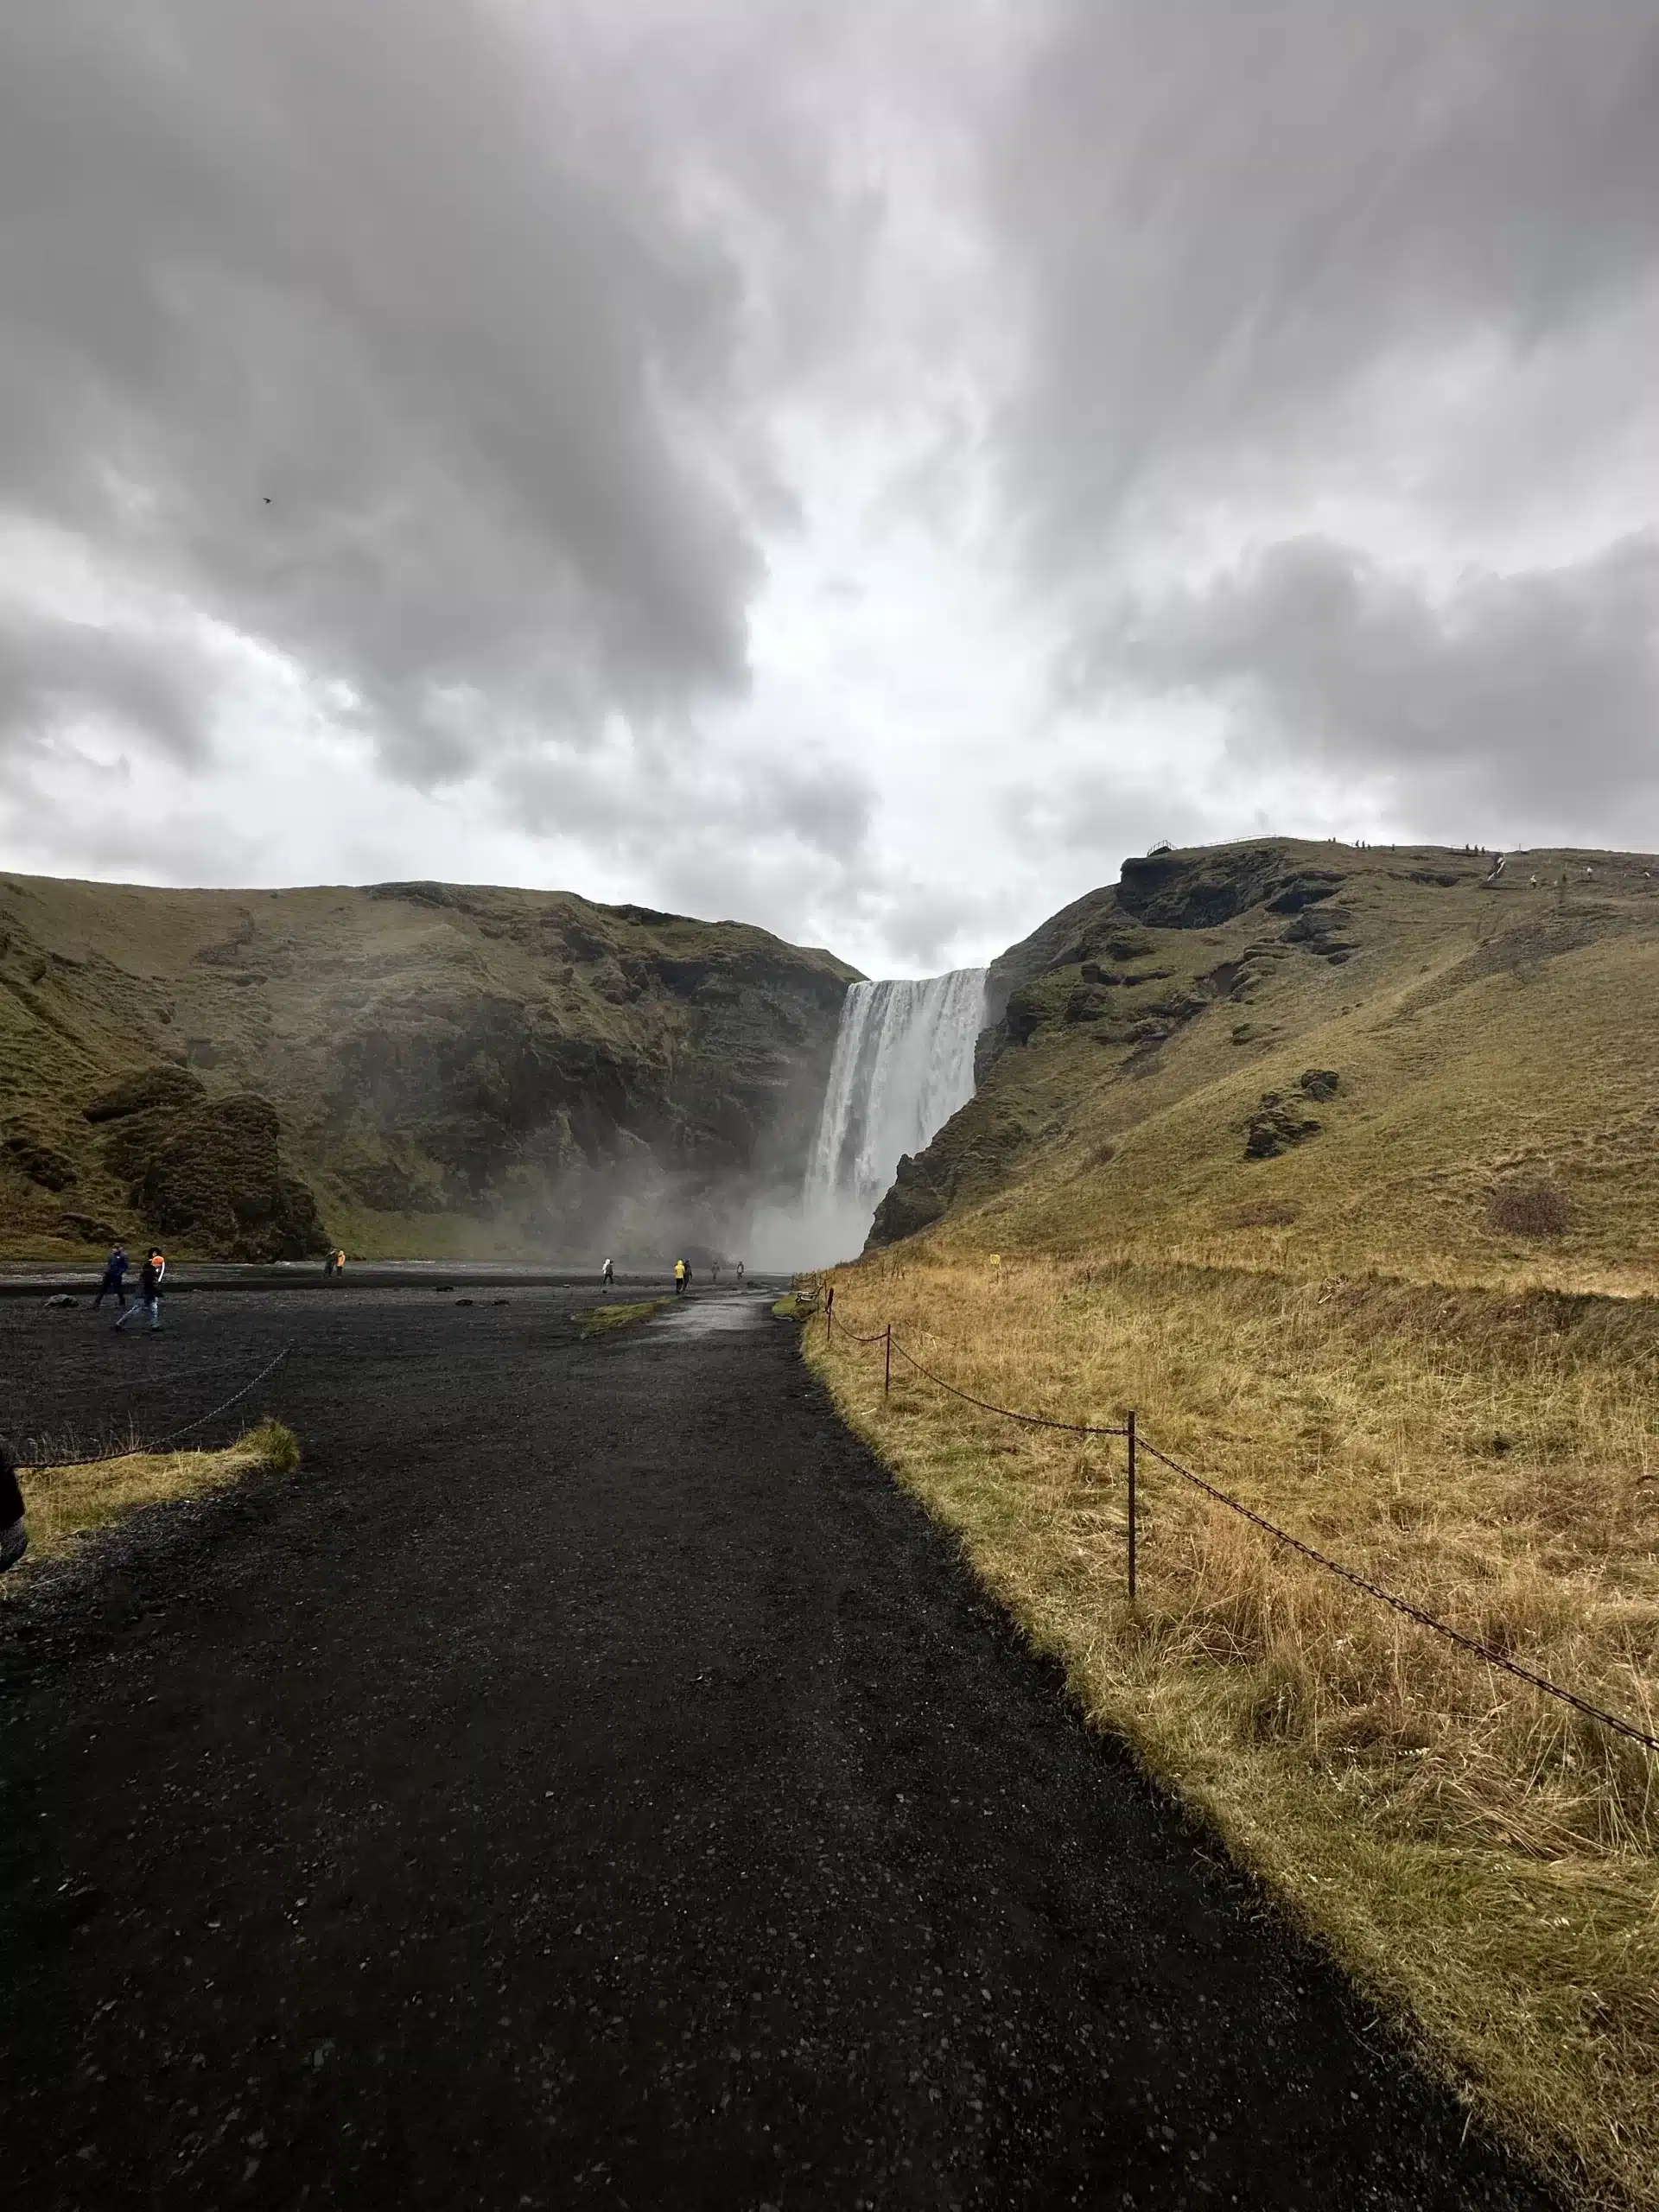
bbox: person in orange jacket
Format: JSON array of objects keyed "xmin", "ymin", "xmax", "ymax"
[{"xmin": 114, "ymin": 1249, "xmax": 165, "ymax": 1332}]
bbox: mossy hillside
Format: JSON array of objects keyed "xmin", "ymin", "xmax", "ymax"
[
  {"xmin": 0, "ymin": 875, "xmax": 858, "ymax": 1261},
  {"xmin": 876, "ymin": 839, "xmax": 1659, "ymax": 1291}
]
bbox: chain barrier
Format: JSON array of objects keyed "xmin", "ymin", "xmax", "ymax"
[
  {"xmin": 22, "ymin": 1343, "xmax": 296, "ymax": 1471},
  {"xmin": 1135, "ymin": 1436, "xmax": 1659, "ymax": 1757},
  {"xmin": 887, "ymin": 1332, "xmax": 1130, "ymax": 1439},
  {"xmin": 828, "ymin": 1301, "xmax": 1128, "ymax": 1432},
  {"xmin": 823, "ymin": 1303, "xmax": 1659, "ymax": 1758}
]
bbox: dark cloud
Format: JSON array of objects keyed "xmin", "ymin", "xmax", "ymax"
[
  {"xmin": 990, "ymin": 0, "xmax": 1659, "ymax": 560},
  {"xmin": 0, "ymin": 0, "xmax": 795, "ymax": 778},
  {"xmin": 1072, "ymin": 533, "xmax": 1659, "ymax": 823}
]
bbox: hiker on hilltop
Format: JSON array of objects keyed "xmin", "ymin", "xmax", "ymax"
[
  {"xmin": 0, "ymin": 1437, "xmax": 27, "ymax": 1573},
  {"xmin": 674, "ymin": 1258, "xmax": 686, "ymax": 1296},
  {"xmin": 115, "ymin": 1249, "xmax": 166, "ymax": 1333},
  {"xmin": 602, "ymin": 1257, "xmax": 614, "ymax": 1291},
  {"xmin": 93, "ymin": 1243, "xmax": 129, "ymax": 1311}
]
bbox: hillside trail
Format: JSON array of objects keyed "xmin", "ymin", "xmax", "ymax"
[{"xmin": 0, "ymin": 1284, "xmax": 1554, "ymax": 2209}]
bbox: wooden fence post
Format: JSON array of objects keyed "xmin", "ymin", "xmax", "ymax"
[{"xmin": 1126, "ymin": 1410, "xmax": 1137, "ymax": 1603}]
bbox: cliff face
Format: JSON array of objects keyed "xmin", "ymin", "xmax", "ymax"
[{"xmin": 0, "ymin": 875, "xmax": 858, "ymax": 1260}]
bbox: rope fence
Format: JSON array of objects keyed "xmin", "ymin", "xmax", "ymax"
[
  {"xmin": 820, "ymin": 1299, "xmax": 1659, "ymax": 1759},
  {"xmin": 20, "ymin": 1343, "xmax": 296, "ymax": 1471}
]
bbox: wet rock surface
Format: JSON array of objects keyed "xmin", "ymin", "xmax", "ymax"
[{"xmin": 1, "ymin": 1287, "xmax": 1553, "ymax": 2209}]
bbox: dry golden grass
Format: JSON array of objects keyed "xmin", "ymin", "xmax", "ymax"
[
  {"xmin": 809, "ymin": 1253, "xmax": 1659, "ymax": 2210},
  {"xmin": 11, "ymin": 1418, "xmax": 302, "ymax": 1566}
]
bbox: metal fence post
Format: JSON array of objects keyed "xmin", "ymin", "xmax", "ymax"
[
  {"xmin": 884, "ymin": 1323, "xmax": 892, "ymax": 1395},
  {"xmin": 1126, "ymin": 1410, "xmax": 1137, "ymax": 1603}
]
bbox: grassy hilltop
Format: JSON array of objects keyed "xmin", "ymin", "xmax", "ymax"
[
  {"xmin": 874, "ymin": 836, "xmax": 1659, "ymax": 1290},
  {"xmin": 817, "ymin": 839, "xmax": 1659, "ymax": 2210},
  {"xmin": 0, "ymin": 874, "xmax": 857, "ymax": 1262}
]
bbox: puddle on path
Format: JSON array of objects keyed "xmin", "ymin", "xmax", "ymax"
[{"xmin": 657, "ymin": 1293, "xmax": 770, "ymax": 1336}]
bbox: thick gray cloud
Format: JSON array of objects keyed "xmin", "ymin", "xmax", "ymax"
[
  {"xmin": 1071, "ymin": 534, "xmax": 1659, "ymax": 830},
  {"xmin": 989, "ymin": 0, "xmax": 1659, "ymax": 560},
  {"xmin": 3, "ymin": 0, "xmax": 1659, "ymax": 969},
  {"xmin": 0, "ymin": 0, "xmax": 785, "ymax": 775}
]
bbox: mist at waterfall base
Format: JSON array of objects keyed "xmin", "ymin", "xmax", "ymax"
[
  {"xmin": 760, "ymin": 969, "xmax": 988, "ymax": 1268},
  {"xmin": 459, "ymin": 969, "xmax": 986, "ymax": 1272}
]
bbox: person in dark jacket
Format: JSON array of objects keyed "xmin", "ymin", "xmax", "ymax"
[
  {"xmin": 114, "ymin": 1249, "xmax": 165, "ymax": 1332},
  {"xmin": 0, "ymin": 1437, "xmax": 27, "ymax": 1573},
  {"xmin": 93, "ymin": 1243, "xmax": 129, "ymax": 1310}
]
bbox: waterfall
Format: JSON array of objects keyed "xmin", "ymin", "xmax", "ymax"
[{"xmin": 804, "ymin": 968, "xmax": 988, "ymax": 1217}]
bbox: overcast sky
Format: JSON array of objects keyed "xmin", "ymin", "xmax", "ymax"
[{"xmin": 3, "ymin": 1, "xmax": 1656, "ymax": 976}]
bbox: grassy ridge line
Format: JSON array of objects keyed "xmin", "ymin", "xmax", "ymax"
[
  {"xmin": 807, "ymin": 1255, "xmax": 1659, "ymax": 2212},
  {"xmin": 11, "ymin": 1419, "xmax": 301, "ymax": 1567}
]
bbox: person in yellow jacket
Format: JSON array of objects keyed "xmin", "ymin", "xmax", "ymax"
[{"xmin": 674, "ymin": 1257, "xmax": 686, "ymax": 1296}]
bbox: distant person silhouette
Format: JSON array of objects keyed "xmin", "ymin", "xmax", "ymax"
[
  {"xmin": 674, "ymin": 1258, "xmax": 686, "ymax": 1297},
  {"xmin": 602, "ymin": 1258, "xmax": 613, "ymax": 1292},
  {"xmin": 94, "ymin": 1243, "xmax": 129, "ymax": 1311}
]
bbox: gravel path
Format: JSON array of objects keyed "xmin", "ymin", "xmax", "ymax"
[{"xmin": 0, "ymin": 1284, "xmax": 1554, "ymax": 2209}]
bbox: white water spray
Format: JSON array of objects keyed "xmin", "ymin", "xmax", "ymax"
[{"xmin": 804, "ymin": 969, "xmax": 988, "ymax": 1224}]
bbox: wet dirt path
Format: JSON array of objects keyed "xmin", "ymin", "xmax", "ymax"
[{"xmin": 0, "ymin": 1286, "xmax": 1553, "ymax": 2209}]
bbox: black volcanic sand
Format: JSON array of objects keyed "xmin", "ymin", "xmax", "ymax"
[{"xmin": 0, "ymin": 1284, "xmax": 1555, "ymax": 2210}]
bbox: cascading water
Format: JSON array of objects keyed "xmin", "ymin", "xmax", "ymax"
[{"xmin": 804, "ymin": 968, "xmax": 988, "ymax": 1221}]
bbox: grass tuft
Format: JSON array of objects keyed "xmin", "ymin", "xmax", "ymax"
[
  {"xmin": 576, "ymin": 1298, "xmax": 668, "ymax": 1338},
  {"xmin": 11, "ymin": 1418, "xmax": 302, "ymax": 1566}
]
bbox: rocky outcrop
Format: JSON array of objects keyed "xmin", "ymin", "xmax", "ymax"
[
  {"xmin": 84, "ymin": 1065, "xmax": 207, "ymax": 1122},
  {"xmin": 868, "ymin": 1151, "xmax": 951, "ymax": 1244},
  {"xmin": 1244, "ymin": 1095, "xmax": 1322, "ymax": 1160},
  {"xmin": 118, "ymin": 1093, "xmax": 331, "ymax": 1259},
  {"xmin": 1115, "ymin": 846, "xmax": 1289, "ymax": 930}
]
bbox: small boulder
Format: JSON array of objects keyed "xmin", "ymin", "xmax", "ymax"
[
  {"xmin": 1298, "ymin": 1068, "xmax": 1340, "ymax": 1102},
  {"xmin": 44, "ymin": 1293, "xmax": 79, "ymax": 1309},
  {"xmin": 1245, "ymin": 1098, "xmax": 1322, "ymax": 1160}
]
